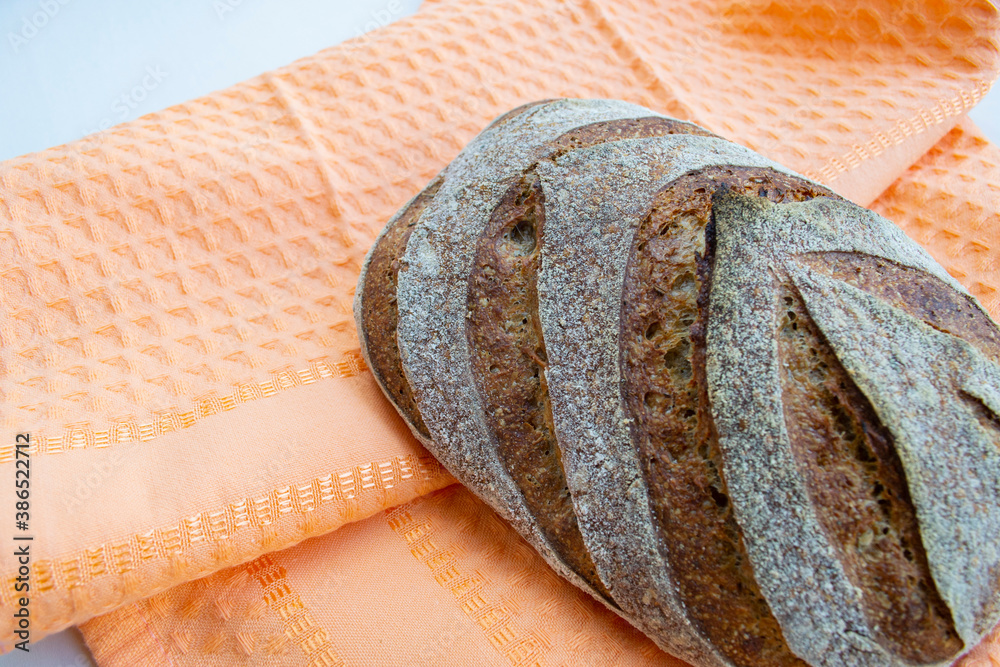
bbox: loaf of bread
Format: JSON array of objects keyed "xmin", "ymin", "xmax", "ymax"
[{"xmin": 354, "ymin": 98, "xmax": 1000, "ymax": 667}]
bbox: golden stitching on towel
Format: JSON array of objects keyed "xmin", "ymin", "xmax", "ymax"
[
  {"xmin": 0, "ymin": 454, "xmax": 449, "ymax": 620},
  {"xmin": 812, "ymin": 77, "xmax": 996, "ymax": 185},
  {"xmin": 0, "ymin": 350, "xmax": 367, "ymax": 461},
  {"xmin": 137, "ymin": 573, "xmax": 257, "ymax": 659},
  {"xmin": 386, "ymin": 501, "xmax": 549, "ymax": 667},
  {"xmin": 235, "ymin": 631, "xmax": 257, "ymax": 656},
  {"xmin": 145, "ymin": 594, "xmax": 170, "ymax": 620},
  {"xmin": 214, "ymin": 593, "xmax": 235, "ymax": 622},
  {"xmin": 264, "ymin": 632, "xmax": 291, "ymax": 656},
  {"xmin": 247, "ymin": 554, "xmax": 344, "ymax": 666},
  {"xmin": 180, "ymin": 594, "xmax": 205, "ymax": 621},
  {"xmin": 169, "ymin": 629, "xmax": 192, "ymax": 655}
]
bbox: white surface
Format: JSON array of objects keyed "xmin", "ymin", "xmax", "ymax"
[
  {"xmin": 2, "ymin": 627, "xmax": 92, "ymax": 666},
  {"xmin": 0, "ymin": 1, "xmax": 997, "ymax": 665},
  {"xmin": 0, "ymin": 1, "xmax": 997, "ymax": 161},
  {"xmin": 971, "ymin": 85, "xmax": 1000, "ymax": 143}
]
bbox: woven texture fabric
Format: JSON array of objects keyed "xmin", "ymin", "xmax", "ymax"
[
  {"xmin": 85, "ymin": 486, "xmax": 680, "ymax": 667},
  {"xmin": 0, "ymin": 0, "xmax": 997, "ymax": 662},
  {"xmin": 871, "ymin": 116, "xmax": 1000, "ymax": 317},
  {"xmin": 79, "ymin": 112, "xmax": 1000, "ymax": 667}
]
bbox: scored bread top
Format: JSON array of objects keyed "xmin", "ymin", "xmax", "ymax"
[
  {"xmin": 464, "ymin": 115, "xmax": 718, "ymax": 604},
  {"xmin": 394, "ymin": 99, "xmax": 679, "ymax": 609},
  {"xmin": 356, "ymin": 98, "xmax": 1000, "ymax": 667},
  {"xmin": 698, "ymin": 193, "xmax": 984, "ymax": 666},
  {"xmin": 354, "ymin": 100, "xmax": 556, "ymax": 445},
  {"xmin": 706, "ymin": 194, "xmax": 1000, "ymax": 649},
  {"xmin": 618, "ymin": 165, "xmax": 836, "ymax": 667},
  {"xmin": 358, "ymin": 100, "xmax": 715, "ymax": 620},
  {"xmin": 534, "ymin": 135, "xmax": 826, "ymax": 667}
]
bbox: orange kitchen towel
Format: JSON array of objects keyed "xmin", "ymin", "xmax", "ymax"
[
  {"xmin": 77, "ymin": 119, "xmax": 1000, "ymax": 667},
  {"xmin": 0, "ymin": 0, "xmax": 997, "ymax": 662}
]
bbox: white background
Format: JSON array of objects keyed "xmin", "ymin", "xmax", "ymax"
[{"xmin": 0, "ymin": 1, "xmax": 997, "ymax": 664}]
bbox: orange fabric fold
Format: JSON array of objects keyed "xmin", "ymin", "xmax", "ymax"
[
  {"xmin": 0, "ymin": 0, "xmax": 997, "ymax": 663},
  {"xmin": 85, "ymin": 486, "xmax": 680, "ymax": 667},
  {"xmin": 79, "ymin": 115, "xmax": 1000, "ymax": 667}
]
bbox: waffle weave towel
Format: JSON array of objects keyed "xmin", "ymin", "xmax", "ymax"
[{"xmin": 1, "ymin": 0, "xmax": 999, "ymax": 664}]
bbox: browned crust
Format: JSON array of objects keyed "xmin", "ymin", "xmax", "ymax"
[
  {"xmin": 620, "ymin": 166, "xmax": 832, "ymax": 667},
  {"xmin": 360, "ymin": 176, "xmax": 444, "ymax": 438},
  {"xmin": 546, "ymin": 116, "xmax": 717, "ymax": 157},
  {"xmin": 777, "ymin": 280, "xmax": 962, "ymax": 664},
  {"xmin": 482, "ymin": 99, "xmax": 558, "ymax": 132},
  {"xmin": 360, "ymin": 101, "xmax": 556, "ymax": 439},
  {"xmin": 961, "ymin": 392, "xmax": 1000, "ymax": 622},
  {"xmin": 466, "ymin": 173, "xmax": 612, "ymax": 598},
  {"xmin": 798, "ymin": 251, "xmax": 1000, "ymax": 365},
  {"xmin": 788, "ymin": 249, "xmax": 1000, "ymax": 662},
  {"xmin": 369, "ymin": 101, "xmax": 994, "ymax": 663},
  {"xmin": 463, "ymin": 116, "xmax": 715, "ymax": 601}
]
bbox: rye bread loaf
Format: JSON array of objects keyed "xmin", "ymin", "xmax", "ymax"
[
  {"xmin": 353, "ymin": 99, "xmax": 1000, "ymax": 667},
  {"xmin": 357, "ymin": 100, "xmax": 719, "ymax": 644}
]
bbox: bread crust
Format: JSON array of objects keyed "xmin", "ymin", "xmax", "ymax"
[
  {"xmin": 620, "ymin": 166, "xmax": 834, "ymax": 667},
  {"xmin": 776, "ymin": 274, "xmax": 962, "ymax": 663},
  {"xmin": 535, "ymin": 136, "xmax": 808, "ymax": 666},
  {"xmin": 706, "ymin": 193, "xmax": 999, "ymax": 665},
  {"xmin": 355, "ymin": 176, "xmax": 443, "ymax": 443},
  {"xmin": 395, "ymin": 99, "xmax": 670, "ymax": 612},
  {"xmin": 464, "ymin": 116, "xmax": 715, "ymax": 602},
  {"xmin": 465, "ymin": 171, "xmax": 613, "ymax": 599},
  {"xmin": 354, "ymin": 99, "xmax": 554, "ymax": 445},
  {"xmin": 795, "ymin": 269, "xmax": 1000, "ymax": 643}
]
